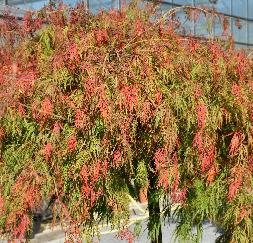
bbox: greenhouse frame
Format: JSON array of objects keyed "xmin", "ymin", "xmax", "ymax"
[{"xmin": 0, "ymin": 0, "xmax": 253, "ymax": 48}]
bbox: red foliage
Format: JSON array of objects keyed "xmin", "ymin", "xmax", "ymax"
[
  {"xmin": 171, "ymin": 187, "xmax": 187, "ymax": 204},
  {"xmin": 222, "ymin": 17, "xmax": 229, "ymax": 35},
  {"xmin": 158, "ymin": 169, "xmax": 169, "ymax": 190},
  {"xmin": 53, "ymin": 122, "xmax": 61, "ymax": 134},
  {"xmin": 186, "ymin": 9, "xmax": 200, "ymax": 22},
  {"xmin": 98, "ymin": 98, "xmax": 110, "ymax": 120},
  {"xmin": 231, "ymin": 83, "xmax": 242, "ymax": 98},
  {"xmin": 75, "ymin": 109, "xmax": 85, "ymax": 128},
  {"xmin": 228, "ymin": 166, "xmax": 243, "ymax": 201},
  {"xmin": 18, "ymin": 103, "xmax": 26, "ymax": 117},
  {"xmin": 79, "ymin": 162, "xmax": 105, "ymax": 208},
  {"xmin": 135, "ymin": 19, "xmax": 144, "ymax": 36},
  {"xmin": 117, "ymin": 229, "xmax": 134, "ymax": 243},
  {"xmin": 0, "ymin": 127, "xmax": 4, "ymax": 141},
  {"xmin": 120, "ymin": 85, "xmax": 139, "ymax": 112},
  {"xmin": 13, "ymin": 214, "xmax": 30, "ymax": 240},
  {"xmin": 69, "ymin": 43, "xmax": 80, "ymax": 62},
  {"xmin": 235, "ymin": 18, "xmax": 242, "ymax": 29},
  {"xmin": 207, "ymin": 165, "xmax": 217, "ymax": 184},
  {"xmin": 41, "ymin": 98, "xmax": 53, "ymax": 118},
  {"xmin": 229, "ymin": 131, "xmax": 245, "ymax": 157},
  {"xmin": 193, "ymin": 131, "xmax": 203, "ymax": 154},
  {"xmin": 236, "ymin": 205, "xmax": 252, "ymax": 224},
  {"xmin": 228, "ymin": 179, "xmax": 241, "ymax": 202},
  {"xmin": 68, "ymin": 135, "xmax": 77, "ymax": 152},
  {"xmin": 196, "ymin": 103, "xmax": 207, "ymax": 130},
  {"xmin": 201, "ymin": 145, "xmax": 215, "ymax": 173},
  {"xmin": 43, "ymin": 143, "xmax": 53, "ymax": 161},
  {"xmin": 189, "ymin": 40, "xmax": 200, "ymax": 53},
  {"xmin": 155, "ymin": 91, "xmax": 162, "ymax": 106},
  {"xmin": 140, "ymin": 101, "xmax": 151, "ymax": 123},
  {"xmin": 0, "ymin": 195, "xmax": 5, "ymax": 215},
  {"xmin": 94, "ymin": 29, "xmax": 108, "ymax": 46},
  {"xmin": 154, "ymin": 148, "xmax": 168, "ymax": 171},
  {"xmin": 16, "ymin": 71, "xmax": 36, "ymax": 97},
  {"xmin": 113, "ymin": 150, "xmax": 123, "ymax": 168}
]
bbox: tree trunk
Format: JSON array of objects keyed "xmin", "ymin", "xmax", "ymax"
[{"xmin": 147, "ymin": 161, "xmax": 162, "ymax": 243}]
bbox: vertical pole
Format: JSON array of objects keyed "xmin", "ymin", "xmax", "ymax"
[
  {"xmin": 3, "ymin": 0, "xmax": 8, "ymax": 5},
  {"xmin": 246, "ymin": 0, "xmax": 249, "ymax": 48},
  {"xmin": 118, "ymin": 0, "xmax": 121, "ymax": 10},
  {"xmin": 192, "ymin": 0, "xmax": 196, "ymax": 35},
  {"xmin": 230, "ymin": 0, "xmax": 232, "ymax": 34},
  {"xmin": 229, "ymin": 0, "xmax": 235, "ymax": 48},
  {"xmin": 86, "ymin": 0, "xmax": 89, "ymax": 10}
]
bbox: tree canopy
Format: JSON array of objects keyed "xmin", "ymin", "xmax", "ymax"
[{"xmin": 0, "ymin": 1, "xmax": 253, "ymax": 242}]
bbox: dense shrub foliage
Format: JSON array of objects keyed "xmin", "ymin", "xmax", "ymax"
[{"xmin": 0, "ymin": 1, "xmax": 253, "ymax": 242}]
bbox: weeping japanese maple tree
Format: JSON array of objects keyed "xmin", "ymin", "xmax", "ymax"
[{"xmin": 0, "ymin": 1, "xmax": 253, "ymax": 242}]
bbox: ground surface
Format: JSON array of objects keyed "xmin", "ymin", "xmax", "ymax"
[
  {"xmin": 27, "ymin": 200, "xmax": 221, "ymax": 243},
  {"xmin": 29, "ymin": 220, "xmax": 220, "ymax": 243}
]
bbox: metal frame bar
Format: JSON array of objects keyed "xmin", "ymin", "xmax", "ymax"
[
  {"xmin": 159, "ymin": 1, "xmax": 253, "ymax": 22},
  {"xmin": 192, "ymin": 0, "xmax": 196, "ymax": 35},
  {"xmin": 247, "ymin": 0, "xmax": 249, "ymax": 44},
  {"xmin": 157, "ymin": 0, "xmax": 253, "ymax": 46},
  {"xmin": 118, "ymin": 0, "xmax": 121, "ymax": 10}
]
